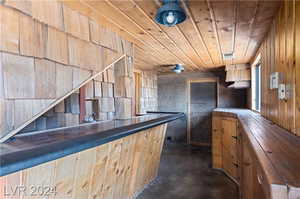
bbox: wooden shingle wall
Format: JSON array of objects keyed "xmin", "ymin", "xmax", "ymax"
[
  {"xmin": 0, "ymin": 124, "xmax": 167, "ymax": 199},
  {"xmin": 0, "ymin": 1, "xmax": 134, "ymax": 139},
  {"xmin": 258, "ymin": 0, "xmax": 300, "ymax": 136},
  {"xmin": 139, "ymin": 71, "xmax": 158, "ymax": 114}
]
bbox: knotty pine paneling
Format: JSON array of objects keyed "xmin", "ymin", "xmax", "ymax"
[
  {"xmin": 0, "ymin": 124, "xmax": 167, "ymax": 199},
  {"xmin": 296, "ymin": 2, "xmax": 300, "ymax": 138},
  {"xmin": 259, "ymin": 0, "xmax": 299, "ymax": 135}
]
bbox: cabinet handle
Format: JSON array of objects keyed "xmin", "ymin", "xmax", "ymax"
[
  {"xmin": 233, "ymin": 163, "xmax": 239, "ymax": 168},
  {"xmin": 257, "ymin": 174, "xmax": 263, "ymax": 184},
  {"xmin": 232, "ymin": 136, "xmax": 238, "ymax": 139}
]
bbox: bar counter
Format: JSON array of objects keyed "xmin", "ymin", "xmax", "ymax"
[{"xmin": 0, "ymin": 112, "xmax": 184, "ymax": 177}]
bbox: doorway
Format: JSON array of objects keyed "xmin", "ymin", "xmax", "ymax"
[{"xmin": 187, "ymin": 78, "xmax": 218, "ymax": 146}]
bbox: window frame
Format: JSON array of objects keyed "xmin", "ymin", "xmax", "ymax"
[{"xmin": 251, "ymin": 54, "xmax": 261, "ymax": 112}]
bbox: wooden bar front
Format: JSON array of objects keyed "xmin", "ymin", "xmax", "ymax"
[{"xmin": 0, "ymin": 124, "xmax": 167, "ymax": 199}]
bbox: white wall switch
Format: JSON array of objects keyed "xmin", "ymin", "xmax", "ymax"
[{"xmin": 270, "ymin": 72, "xmax": 279, "ymax": 89}]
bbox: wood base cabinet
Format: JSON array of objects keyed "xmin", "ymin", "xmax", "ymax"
[
  {"xmin": 241, "ymin": 136, "xmax": 267, "ymax": 199},
  {"xmin": 212, "ymin": 115, "xmax": 267, "ymax": 199},
  {"xmin": 212, "ymin": 116, "xmax": 239, "ymax": 182}
]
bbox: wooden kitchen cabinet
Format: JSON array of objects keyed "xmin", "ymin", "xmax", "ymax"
[
  {"xmin": 241, "ymin": 136, "xmax": 267, "ymax": 199},
  {"xmin": 212, "ymin": 116, "xmax": 239, "ymax": 182},
  {"xmin": 222, "ymin": 118, "xmax": 238, "ymax": 181},
  {"xmin": 213, "ymin": 109, "xmax": 300, "ymax": 199},
  {"xmin": 213, "ymin": 113, "xmax": 269, "ymax": 199}
]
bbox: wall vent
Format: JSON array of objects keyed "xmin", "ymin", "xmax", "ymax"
[{"xmin": 223, "ymin": 53, "xmax": 234, "ymax": 60}]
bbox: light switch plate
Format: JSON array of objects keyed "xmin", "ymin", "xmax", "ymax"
[{"xmin": 270, "ymin": 72, "xmax": 279, "ymax": 89}]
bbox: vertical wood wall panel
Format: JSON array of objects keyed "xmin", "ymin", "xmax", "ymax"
[
  {"xmin": 0, "ymin": 124, "xmax": 168, "ymax": 199},
  {"xmin": 296, "ymin": 2, "xmax": 300, "ymax": 136},
  {"xmin": 259, "ymin": 0, "xmax": 298, "ymax": 135}
]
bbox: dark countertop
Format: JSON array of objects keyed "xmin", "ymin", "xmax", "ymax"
[
  {"xmin": 213, "ymin": 108, "xmax": 300, "ymax": 188},
  {"xmin": 0, "ymin": 112, "xmax": 185, "ymax": 177}
]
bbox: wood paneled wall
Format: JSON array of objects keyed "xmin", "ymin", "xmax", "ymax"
[
  {"xmin": 0, "ymin": 124, "xmax": 167, "ymax": 199},
  {"xmin": 259, "ymin": 0, "xmax": 300, "ymax": 136},
  {"xmin": 0, "ymin": 1, "xmax": 134, "ymax": 140},
  {"xmin": 140, "ymin": 71, "xmax": 158, "ymax": 114}
]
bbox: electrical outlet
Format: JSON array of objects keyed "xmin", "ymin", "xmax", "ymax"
[{"xmin": 278, "ymin": 84, "xmax": 286, "ymax": 100}]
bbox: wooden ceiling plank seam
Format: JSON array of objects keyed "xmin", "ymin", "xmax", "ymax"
[
  {"xmin": 231, "ymin": 0, "xmax": 238, "ymax": 65},
  {"xmin": 129, "ymin": 0, "xmax": 203, "ymax": 70},
  {"xmin": 78, "ymin": 0, "xmax": 173, "ymax": 68},
  {"xmin": 243, "ymin": 0, "xmax": 260, "ymax": 58},
  {"xmin": 104, "ymin": 0, "xmax": 198, "ymax": 71},
  {"xmin": 134, "ymin": 49, "xmax": 162, "ymax": 66},
  {"xmin": 134, "ymin": 44, "xmax": 173, "ymax": 66},
  {"xmin": 181, "ymin": 1, "xmax": 215, "ymax": 66},
  {"xmin": 173, "ymin": 25, "xmax": 205, "ymax": 71},
  {"xmin": 207, "ymin": 0, "xmax": 224, "ymax": 66}
]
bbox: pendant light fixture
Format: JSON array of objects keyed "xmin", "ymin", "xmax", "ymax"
[
  {"xmin": 172, "ymin": 64, "xmax": 184, "ymax": 74},
  {"xmin": 155, "ymin": 0, "xmax": 187, "ymax": 27}
]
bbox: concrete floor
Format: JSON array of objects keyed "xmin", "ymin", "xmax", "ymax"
[{"xmin": 136, "ymin": 142, "xmax": 239, "ymax": 199}]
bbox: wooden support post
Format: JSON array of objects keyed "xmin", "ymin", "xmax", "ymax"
[{"xmin": 79, "ymin": 86, "xmax": 86, "ymax": 123}]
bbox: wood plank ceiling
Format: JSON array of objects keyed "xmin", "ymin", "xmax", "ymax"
[{"xmin": 61, "ymin": 0, "xmax": 281, "ymax": 71}]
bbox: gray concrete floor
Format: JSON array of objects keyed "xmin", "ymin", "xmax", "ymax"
[{"xmin": 136, "ymin": 142, "xmax": 239, "ymax": 199}]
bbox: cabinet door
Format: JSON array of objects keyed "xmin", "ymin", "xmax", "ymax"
[
  {"xmin": 242, "ymin": 137, "xmax": 268, "ymax": 199},
  {"xmin": 241, "ymin": 138, "xmax": 255, "ymax": 199},
  {"xmin": 221, "ymin": 118, "xmax": 238, "ymax": 180},
  {"xmin": 212, "ymin": 116, "xmax": 223, "ymax": 168}
]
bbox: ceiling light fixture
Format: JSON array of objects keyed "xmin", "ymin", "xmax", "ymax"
[
  {"xmin": 172, "ymin": 64, "xmax": 184, "ymax": 73},
  {"xmin": 155, "ymin": 0, "xmax": 187, "ymax": 27}
]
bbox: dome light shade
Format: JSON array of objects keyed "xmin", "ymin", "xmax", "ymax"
[
  {"xmin": 172, "ymin": 64, "xmax": 184, "ymax": 73},
  {"xmin": 155, "ymin": 0, "xmax": 186, "ymax": 27}
]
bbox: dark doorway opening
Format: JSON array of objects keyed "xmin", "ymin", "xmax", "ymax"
[{"xmin": 188, "ymin": 79, "xmax": 218, "ymax": 146}]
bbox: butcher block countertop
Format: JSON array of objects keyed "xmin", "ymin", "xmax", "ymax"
[
  {"xmin": 213, "ymin": 108, "xmax": 300, "ymax": 190},
  {"xmin": 0, "ymin": 112, "xmax": 184, "ymax": 177}
]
